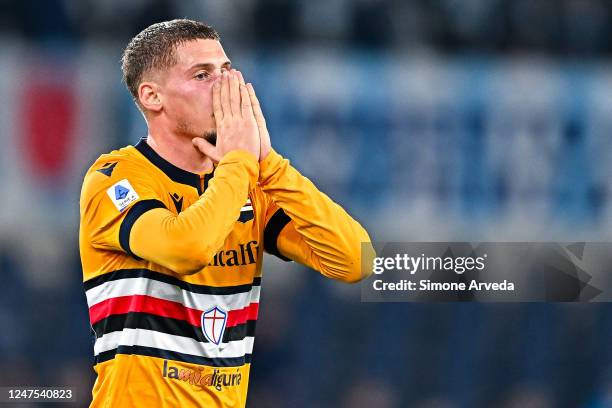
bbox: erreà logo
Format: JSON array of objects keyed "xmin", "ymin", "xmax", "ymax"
[{"xmin": 162, "ymin": 360, "xmax": 242, "ymax": 391}]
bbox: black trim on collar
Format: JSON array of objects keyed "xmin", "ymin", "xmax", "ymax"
[
  {"xmin": 203, "ymin": 171, "xmax": 214, "ymax": 191},
  {"xmin": 135, "ymin": 138, "xmax": 211, "ymax": 194}
]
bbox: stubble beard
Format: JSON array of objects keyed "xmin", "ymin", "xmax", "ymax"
[
  {"xmin": 177, "ymin": 120, "xmax": 217, "ymax": 146},
  {"xmin": 202, "ymin": 130, "xmax": 217, "ymax": 146}
]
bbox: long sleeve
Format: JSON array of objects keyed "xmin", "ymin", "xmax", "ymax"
[
  {"xmin": 81, "ymin": 149, "xmax": 259, "ymax": 276},
  {"xmin": 259, "ymin": 150, "xmax": 374, "ymax": 283},
  {"xmin": 129, "ymin": 150, "xmax": 258, "ymax": 274}
]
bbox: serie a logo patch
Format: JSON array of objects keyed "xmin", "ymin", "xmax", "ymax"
[{"xmin": 106, "ymin": 179, "xmax": 139, "ymax": 212}]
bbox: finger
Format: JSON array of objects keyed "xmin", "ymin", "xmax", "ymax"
[
  {"xmin": 192, "ymin": 137, "xmax": 221, "ymax": 163},
  {"xmin": 246, "ymin": 83, "xmax": 266, "ymax": 127},
  {"xmin": 212, "ymin": 79, "xmax": 223, "ymax": 123},
  {"xmin": 236, "ymin": 70, "xmax": 246, "ymax": 85},
  {"xmin": 220, "ymin": 70, "xmax": 231, "ymax": 117},
  {"xmin": 229, "ymin": 69, "xmax": 240, "ymax": 117},
  {"xmin": 240, "ymin": 83, "xmax": 253, "ymax": 119}
]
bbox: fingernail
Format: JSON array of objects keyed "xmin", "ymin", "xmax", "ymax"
[
  {"xmin": 214, "ymin": 81, "xmax": 220, "ymax": 89},
  {"xmin": 223, "ymin": 71, "xmax": 228, "ymax": 77}
]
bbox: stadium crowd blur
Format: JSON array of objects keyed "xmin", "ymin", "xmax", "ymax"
[{"xmin": 1, "ymin": 1, "xmax": 612, "ymax": 407}]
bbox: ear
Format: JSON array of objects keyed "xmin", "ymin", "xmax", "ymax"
[{"xmin": 138, "ymin": 81, "xmax": 163, "ymax": 113}]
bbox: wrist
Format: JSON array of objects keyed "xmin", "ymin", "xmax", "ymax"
[
  {"xmin": 259, "ymin": 149, "xmax": 283, "ymax": 185},
  {"xmin": 220, "ymin": 150, "xmax": 260, "ymax": 187},
  {"xmin": 259, "ymin": 146, "xmax": 272, "ymax": 162}
]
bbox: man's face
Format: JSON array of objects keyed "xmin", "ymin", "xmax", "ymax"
[{"xmin": 157, "ymin": 39, "xmax": 230, "ymax": 143}]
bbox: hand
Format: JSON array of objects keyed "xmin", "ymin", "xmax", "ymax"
[
  {"xmin": 234, "ymin": 71, "xmax": 271, "ymax": 161},
  {"xmin": 247, "ymin": 83, "xmax": 271, "ymax": 161},
  {"xmin": 192, "ymin": 69, "xmax": 260, "ymax": 162}
]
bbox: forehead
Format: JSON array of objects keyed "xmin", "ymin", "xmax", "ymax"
[{"xmin": 173, "ymin": 39, "xmax": 229, "ymax": 68}]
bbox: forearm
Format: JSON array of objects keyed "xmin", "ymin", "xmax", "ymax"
[
  {"xmin": 130, "ymin": 150, "xmax": 258, "ymax": 274},
  {"xmin": 260, "ymin": 150, "xmax": 374, "ymax": 282}
]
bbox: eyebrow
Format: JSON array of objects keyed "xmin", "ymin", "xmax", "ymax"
[{"xmin": 187, "ymin": 61, "xmax": 232, "ymax": 73}]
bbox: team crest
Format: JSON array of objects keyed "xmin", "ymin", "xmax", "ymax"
[{"xmin": 201, "ymin": 306, "xmax": 227, "ymax": 346}]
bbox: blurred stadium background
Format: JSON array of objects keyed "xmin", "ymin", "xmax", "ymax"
[{"xmin": 0, "ymin": 0, "xmax": 612, "ymax": 407}]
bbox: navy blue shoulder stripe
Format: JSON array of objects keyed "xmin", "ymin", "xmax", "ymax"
[
  {"xmin": 95, "ymin": 345, "xmax": 252, "ymax": 367},
  {"xmin": 83, "ymin": 268, "xmax": 262, "ymax": 294},
  {"xmin": 263, "ymin": 208, "xmax": 292, "ymax": 261},
  {"xmin": 119, "ymin": 199, "xmax": 166, "ymax": 259}
]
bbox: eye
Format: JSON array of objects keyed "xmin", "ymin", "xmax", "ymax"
[{"xmin": 195, "ymin": 71, "xmax": 210, "ymax": 80}]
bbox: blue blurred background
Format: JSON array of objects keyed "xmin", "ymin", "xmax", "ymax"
[{"xmin": 0, "ymin": 0, "xmax": 611, "ymax": 407}]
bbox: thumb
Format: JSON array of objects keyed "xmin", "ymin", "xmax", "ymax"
[{"xmin": 192, "ymin": 137, "xmax": 221, "ymax": 163}]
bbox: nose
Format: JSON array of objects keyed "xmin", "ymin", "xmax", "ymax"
[{"xmin": 211, "ymin": 67, "xmax": 230, "ymax": 79}]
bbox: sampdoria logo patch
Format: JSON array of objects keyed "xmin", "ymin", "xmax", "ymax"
[
  {"xmin": 106, "ymin": 179, "xmax": 139, "ymax": 212},
  {"xmin": 201, "ymin": 306, "xmax": 227, "ymax": 346}
]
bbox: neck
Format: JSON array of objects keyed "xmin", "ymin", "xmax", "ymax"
[{"xmin": 145, "ymin": 129, "xmax": 213, "ymax": 174}]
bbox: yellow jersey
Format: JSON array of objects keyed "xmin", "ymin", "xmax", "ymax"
[{"xmin": 79, "ymin": 138, "xmax": 372, "ymax": 407}]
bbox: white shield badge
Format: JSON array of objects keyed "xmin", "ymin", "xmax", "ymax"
[{"xmin": 201, "ymin": 306, "xmax": 227, "ymax": 346}]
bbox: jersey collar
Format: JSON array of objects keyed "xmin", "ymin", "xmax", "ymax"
[{"xmin": 135, "ymin": 137, "xmax": 214, "ymax": 194}]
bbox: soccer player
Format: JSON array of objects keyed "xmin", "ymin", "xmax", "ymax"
[{"xmin": 79, "ymin": 19, "xmax": 373, "ymax": 407}]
